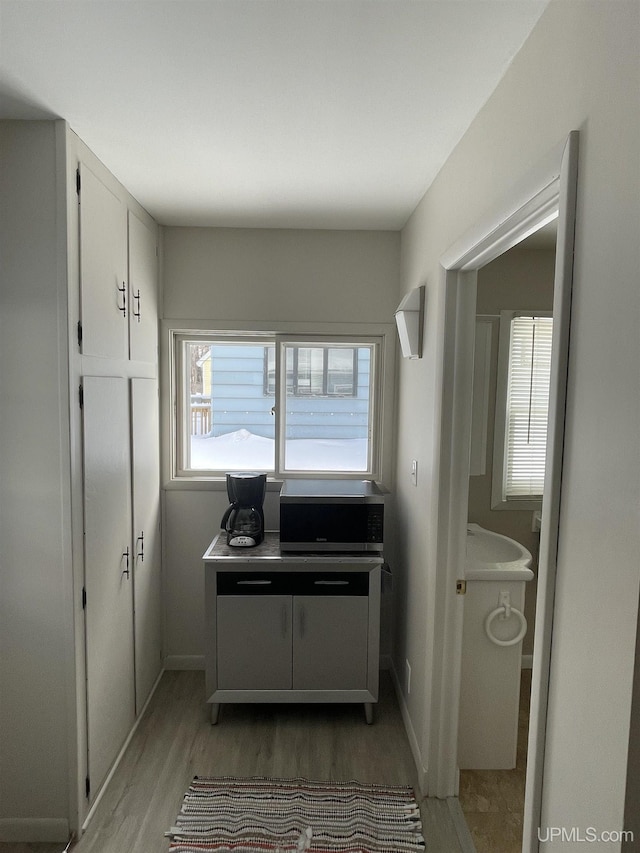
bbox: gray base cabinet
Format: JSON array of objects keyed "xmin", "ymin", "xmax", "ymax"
[{"xmin": 204, "ymin": 534, "xmax": 382, "ymax": 723}]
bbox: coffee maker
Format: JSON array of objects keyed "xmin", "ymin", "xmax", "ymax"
[{"xmin": 220, "ymin": 472, "xmax": 267, "ymax": 547}]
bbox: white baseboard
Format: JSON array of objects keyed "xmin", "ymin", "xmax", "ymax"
[
  {"xmin": 82, "ymin": 667, "xmax": 164, "ymax": 832},
  {"xmin": 164, "ymin": 655, "xmax": 205, "ymax": 670},
  {"xmin": 0, "ymin": 818, "xmax": 69, "ymax": 843},
  {"xmin": 521, "ymin": 654, "xmax": 533, "ymax": 669},
  {"xmin": 388, "ymin": 659, "xmax": 428, "ymax": 795}
]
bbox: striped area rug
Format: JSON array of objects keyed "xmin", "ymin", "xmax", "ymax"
[{"xmin": 167, "ymin": 776, "xmax": 425, "ymax": 852}]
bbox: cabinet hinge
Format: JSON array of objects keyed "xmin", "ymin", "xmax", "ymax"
[
  {"xmin": 77, "ymin": 320, "xmax": 83, "ymax": 348},
  {"xmin": 85, "ymin": 776, "xmax": 91, "ymax": 799},
  {"xmin": 78, "ymin": 384, "xmax": 84, "ymax": 409},
  {"xmin": 76, "ymin": 168, "xmax": 81, "ymax": 196},
  {"xmin": 82, "ymin": 587, "xmax": 87, "ymax": 609},
  {"xmin": 456, "ymin": 579, "xmax": 467, "ymax": 595}
]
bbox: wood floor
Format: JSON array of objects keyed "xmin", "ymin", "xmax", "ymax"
[{"xmin": 1, "ymin": 670, "xmax": 472, "ymax": 853}]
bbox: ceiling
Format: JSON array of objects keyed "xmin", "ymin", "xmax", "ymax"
[{"xmin": 0, "ymin": 0, "xmax": 550, "ymax": 230}]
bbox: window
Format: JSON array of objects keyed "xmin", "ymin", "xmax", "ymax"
[
  {"xmin": 263, "ymin": 346, "xmax": 358, "ymax": 397},
  {"xmin": 492, "ymin": 312, "xmax": 553, "ymax": 508},
  {"xmin": 173, "ymin": 333, "xmax": 383, "ymax": 479}
]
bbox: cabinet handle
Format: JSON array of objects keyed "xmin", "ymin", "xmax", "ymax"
[
  {"xmin": 117, "ymin": 282, "xmax": 127, "ymax": 317},
  {"xmin": 236, "ymin": 579, "xmax": 272, "ymax": 586},
  {"xmin": 121, "ymin": 546, "xmax": 130, "ymax": 579},
  {"xmin": 136, "ymin": 531, "xmax": 144, "ymax": 562},
  {"xmin": 132, "ymin": 288, "xmax": 141, "ymax": 323},
  {"xmin": 314, "ymin": 580, "xmax": 349, "ymax": 586}
]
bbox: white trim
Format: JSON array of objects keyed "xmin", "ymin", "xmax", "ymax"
[
  {"xmin": 82, "ymin": 668, "xmax": 164, "ymax": 832},
  {"xmin": 164, "ymin": 654, "xmax": 206, "ymax": 670},
  {"xmin": 0, "ymin": 818, "xmax": 70, "ymax": 844},
  {"xmin": 389, "ymin": 658, "xmax": 428, "ymax": 795},
  {"xmin": 523, "ymin": 131, "xmax": 579, "ymax": 853},
  {"xmin": 440, "ymin": 138, "xmax": 565, "ymax": 270},
  {"xmin": 430, "ymin": 133, "xmax": 579, "ymax": 851}
]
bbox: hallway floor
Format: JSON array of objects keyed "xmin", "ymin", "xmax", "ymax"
[
  {"xmin": 0, "ymin": 670, "xmax": 471, "ymax": 853},
  {"xmin": 459, "ymin": 668, "xmax": 531, "ymax": 853}
]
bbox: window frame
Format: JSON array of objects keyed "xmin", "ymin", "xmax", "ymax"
[
  {"xmin": 491, "ymin": 310, "xmax": 553, "ymax": 510},
  {"xmin": 166, "ymin": 325, "xmax": 392, "ymax": 485},
  {"xmin": 263, "ymin": 344, "xmax": 359, "ymax": 398}
]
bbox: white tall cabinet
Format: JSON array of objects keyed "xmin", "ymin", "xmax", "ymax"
[{"xmin": 0, "ymin": 120, "xmax": 161, "ymax": 843}]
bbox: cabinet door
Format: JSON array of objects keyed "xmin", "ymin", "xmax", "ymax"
[
  {"xmin": 128, "ymin": 211, "xmax": 158, "ymax": 364},
  {"xmin": 216, "ymin": 596, "xmax": 292, "ymax": 689},
  {"xmin": 82, "ymin": 376, "xmax": 135, "ymax": 800},
  {"xmin": 78, "ymin": 163, "xmax": 128, "ymax": 360},
  {"xmin": 131, "ymin": 378, "xmax": 162, "ymax": 712},
  {"xmin": 293, "ymin": 596, "xmax": 369, "ymax": 690}
]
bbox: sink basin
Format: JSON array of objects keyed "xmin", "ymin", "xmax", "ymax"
[{"xmin": 465, "ymin": 523, "xmax": 533, "ymax": 581}]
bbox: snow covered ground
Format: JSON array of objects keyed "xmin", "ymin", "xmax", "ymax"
[{"xmin": 190, "ymin": 428, "xmax": 368, "ymax": 471}]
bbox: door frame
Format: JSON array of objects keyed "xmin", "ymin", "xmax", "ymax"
[{"xmin": 428, "ymin": 132, "xmax": 579, "ymax": 851}]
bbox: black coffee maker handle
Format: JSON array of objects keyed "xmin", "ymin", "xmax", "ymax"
[{"xmin": 220, "ymin": 502, "xmax": 236, "ymax": 531}]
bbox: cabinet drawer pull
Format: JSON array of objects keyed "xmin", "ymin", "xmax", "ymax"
[
  {"xmin": 314, "ymin": 580, "xmax": 349, "ymax": 586},
  {"xmin": 236, "ymin": 579, "xmax": 272, "ymax": 585}
]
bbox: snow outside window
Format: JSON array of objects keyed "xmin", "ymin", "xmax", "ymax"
[
  {"xmin": 173, "ymin": 333, "xmax": 381, "ymax": 479},
  {"xmin": 492, "ymin": 312, "xmax": 553, "ymax": 508}
]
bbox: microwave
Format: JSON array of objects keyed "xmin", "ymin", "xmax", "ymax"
[{"xmin": 279, "ymin": 479, "xmax": 384, "ymax": 553}]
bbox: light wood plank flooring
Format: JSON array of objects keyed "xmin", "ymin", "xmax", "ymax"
[{"xmin": 1, "ymin": 670, "xmax": 472, "ymax": 853}]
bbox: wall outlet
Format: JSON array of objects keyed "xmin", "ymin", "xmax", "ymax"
[
  {"xmin": 405, "ymin": 659, "xmax": 412, "ymax": 695},
  {"xmin": 410, "ymin": 459, "xmax": 418, "ymax": 486}
]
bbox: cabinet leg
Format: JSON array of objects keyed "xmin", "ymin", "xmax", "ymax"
[
  {"xmin": 364, "ymin": 702, "xmax": 374, "ymax": 725},
  {"xmin": 210, "ymin": 703, "xmax": 220, "ymax": 725}
]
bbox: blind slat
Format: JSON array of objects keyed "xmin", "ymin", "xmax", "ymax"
[{"xmin": 504, "ymin": 316, "xmax": 553, "ymax": 498}]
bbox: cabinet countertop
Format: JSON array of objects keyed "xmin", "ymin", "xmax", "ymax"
[{"xmin": 203, "ymin": 532, "xmax": 383, "ymax": 565}]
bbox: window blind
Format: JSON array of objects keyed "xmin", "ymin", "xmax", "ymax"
[{"xmin": 504, "ymin": 315, "xmax": 553, "ymax": 498}]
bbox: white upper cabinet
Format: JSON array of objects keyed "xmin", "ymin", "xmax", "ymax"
[
  {"xmin": 78, "ymin": 163, "xmax": 158, "ymax": 364},
  {"xmin": 78, "ymin": 162, "xmax": 128, "ymax": 360},
  {"xmin": 128, "ymin": 211, "xmax": 158, "ymax": 364}
]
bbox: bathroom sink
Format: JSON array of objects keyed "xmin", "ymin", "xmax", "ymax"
[{"xmin": 465, "ymin": 523, "xmax": 533, "ymax": 580}]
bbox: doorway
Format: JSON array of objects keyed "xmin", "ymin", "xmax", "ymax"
[
  {"xmin": 458, "ymin": 223, "xmax": 558, "ymax": 851},
  {"xmin": 427, "ymin": 133, "xmax": 578, "ymax": 853}
]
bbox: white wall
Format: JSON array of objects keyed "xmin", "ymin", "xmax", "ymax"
[
  {"xmin": 0, "ymin": 122, "xmax": 71, "ymax": 840},
  {"xmin": 161, "ymin": 226, "xmax": 400, "ymax": 665},
  {"xmin": 396, "ymin": 0, "xmax": 639, "ymax": 844}
]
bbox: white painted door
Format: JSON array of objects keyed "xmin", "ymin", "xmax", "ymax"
[
  {"xmin": 131, "ymin": 378, "xmax": 162, "ymax": 712},
  {"xmin": 82, "ymin": 376, "xmax": 135, "ymax": 801},
  {"xmin": 78, "ymin": 163, "xmax": 128, "ymax": 360},
  {"xmin": 128, "ymin": 212, "xmax": 158, "ymax": 364}
]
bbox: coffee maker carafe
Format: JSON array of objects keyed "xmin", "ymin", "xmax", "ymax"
[{"xmin": 220, "ymin": 472, "xmax": 267, "ymax": 547}]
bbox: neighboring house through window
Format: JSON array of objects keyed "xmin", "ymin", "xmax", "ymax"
[{"xmin": 171, "ymin": 332, "xmax": 386, "ymax": 479}]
